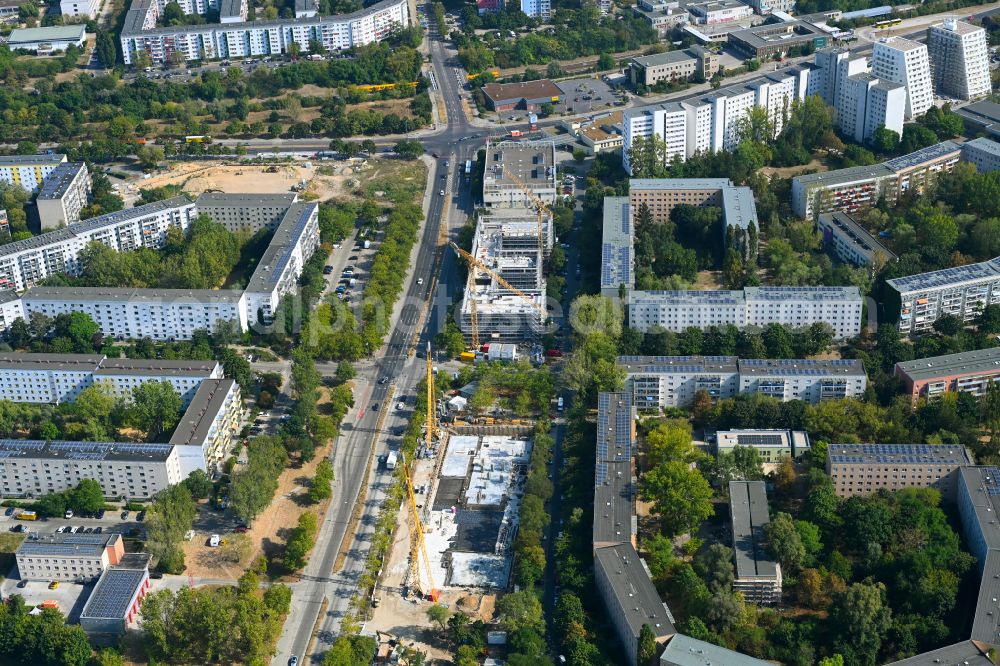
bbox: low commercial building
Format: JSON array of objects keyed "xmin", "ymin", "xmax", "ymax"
[
  {"xmin": 36, "ymin": 162, "xmax": 91, "ymax": 230},
  {"xmin": 629, "ymin": 47, "xmax": 718, "ymax": 87},
  {"xmin": 482, "ymin": 141, "xmax": 558, "ymax": 208},
  {"xmin": 633, "ymin": 0, "xmax": 689, "ymax": 36},
  {"xmin": 194, "ymin": 192, "xmax": 298, "ymax": 233},
  {"xmin": 600, "ymin": 197, "xmax": 633, "ymax": 298},
  {"xmin": 0, "ymin": 440, "xmax": 181, "ymax": 500},
  {"xmin": 7, "ymin": 25, "xmax": 86, "ymax": 52},
  {"xmin": 619, "ymin": 355, "xmax": 867, "ymax": 408},
  {"xmin": 817, "ymin": 212, "xmax": 897, "ymax": 268},
  {"xmin": 729, "ymin": 480, "xmax": 781, "ymax": 604},
  {"xmin": 80, "ymin": 554, "xmax": 152, "ymax": 635},
  {"xmin": 16, "ymin": 532, "xmax": 125, "ymax": 582},
  {"xmin": 0, "ymin": 154, "xmax": 68, "ymax": 194},
  {"xmin": 688, "ymin": 0, "xmax": 753, "ymax": 26},
  {"xmin": 481, "ymin": 80, "xmax": 562, "ymax": 112},
  {"xmin": 961, "ymin": 137, "xmax": 1000, "ymax": 173},
  {"xmin": 715, "ymin": 429, "xmax": 810, "ymax": 464},
  {"xmin": 60, "ymin": 0, "xmax": 99, "ymax": 18},
  {"xmin": 886, "ymin": 256, "xmax": 1000, "ymax": 336},
  {"xmin": 728, "ymin": 20, "xmax": 828, "ymax": 59},
  {"xmin": 826, "ymin": 443, "xmax": 973, "ymax": 498},
  {"xmin": 895, "ymin": 347, "xmax": 1000, "ymax": 404},
  {"xmin": 628, "ymin": 286, "xmax": 863, "ymax": 339}
]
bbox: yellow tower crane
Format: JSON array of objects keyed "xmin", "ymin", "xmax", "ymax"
[{"xmin": 449, "ymin": 242, "xmax": 546, "ymax": 350}]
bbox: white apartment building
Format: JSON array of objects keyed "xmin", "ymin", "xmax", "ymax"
[
  {"xmin": 928, "ymin": 19, "xmax": 991, "ymax": 101},
  {"xmin": 194, "ymin": 192, "xmax": 298, "ymax": 233},
  {"xmin": 0, "ymin": 154, "xmax": 69, "ymax": 194},
  {"xmin": 36, "ymin": 162, "xmax": 91, "ymax": 230},
  {"xmin": 243, "ymin": 202, "xmax": 320, "ymax": 326},
  {"xmin": 871, "ymin": 37, "xmax": 933, "ymax": 120},
  {"xmin": 60, "ymin": 0, "xmax": 99, "ymax": 18},
  {"xmin": 16, "ymin": 533, "xmax": 126, "ymax": 582},
  {"xmin": 618, "ymin": 355, "xmax": 867, "ymax": 408},
  {"xmin": 836, "ymin": 73, "xmax": 905, "ymax": 144},
  {"xmin": 168, "ymin": 377, "xmax": 241, "ymax": 477},
  {"xmin": 887, "ymin": 257, "xmax": 1000, "ymax": 335},
  {"xmin": 601, "ymin": 197, "xmax": 633, "ymax": 299},
  {"xmin": 0, "ymin": 441, "xmax": 181, "ymax": 502},
  {"xmin": 817, "ymin": 211, "xmax": 897, "ymax": 268},
  {"xmin": 120, "ymin": 0, "xmax": 408, "ymax": 64},
  {"xmin": 0, "ymin": 290, "xmax": 23, "ymax": 332},
  {"xmin": 627, "ymin": 286, "xmax": 863, "ymax": 339},
  {"xmin": 22, "ymin": 287, "xmax": 248, "ymax": 342},
  {"xmin": 519, "ymin": 0, "xmax": 550, "ymax": 18},
  {"xmin": 962, "ymin": 137, "xmax": 1000, "ymax": 173},
  {"xmin": 0, "ymin": 196, "xmax": 196, "ymax": 292},
  {"xmin": 0, "ymin": 353, "xmax": 221, "ymax": 405}
]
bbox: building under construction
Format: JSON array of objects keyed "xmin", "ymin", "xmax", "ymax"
[
  {"xmin": 459, "ymin": 209, "xmax": 553, "ymax": 342},
  {"xmin": 482, "ymin": 141, "xmax": 559, "ymax": 209}
]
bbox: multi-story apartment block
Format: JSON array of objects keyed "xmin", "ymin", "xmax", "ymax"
[
  {"xmin": 243, "ymin": 201, "xmax": 320, "ymax": 326},
  {"xmin": 482, "ymin": 142, "xmax": 558, "ymax": 208},
  {"xmin": 519, "ymin": 0, "xmax": 550, "ymax": 18},
  {"xmin": 928, "ymin": 19, "xmax": 991, "ymax": 101},
  {"xmin": 817, "ymin": 212, "xmax": 897, "ymax": 268},
  {"xmin": 22, "ymin": 287, "xmax": 248, "ymax": 342},
  {"xmin": 618, "ymin": 355, "xmax": 867, "ymax": 408},
  {"xmin": 895, "ymin": 347, "xmax": 1000, "ymax": 404},
  {"xmin": 729, "ymin": 480, "xmax": 782, "ymax": 604},
  {"xmin": 194, "ymin": 192, "xmax": 298, "ymax": 233},
  {"xmin": 961, "ymin": 137, "xmax": 1000, "ymax": 173},
  {"xmin": 16, "ymin": 532, "xmax": 125, "ymax": 582},
  {"xmin": 601, "ymin": 197, "xmax": 633, "ymax": 299},
  {"xmin": 0, "ymin": 353, "xmax": 221, "ymax": 405},
  {"xmin": 0, "ymin": 154, "xmax": 69, "ymax": 193},
  {"xmin": 169, "ymin": 377, "xmax": 242, "ymax": 477},
  {"xmin": 715, "ymin": 429, "xmax": 811, "ymax": 464},
  {"xmin": 0, "ymin": 290, "xmax": 22, "ymax": 331},
  {"xmin": 0, "ymin": 441, "xmax": 182, "ymax": 500},
  {"xmin": 871, "ymin": 37, "xmax": 933, "ymax": 120},
  {"xmin": 886, "ymin": 257, "xmax": 1000, "ymax": 335},
  {"xmin": 36, "ymin": 162, "xmax": 91, "ymax": 230},
  {"xmin": 791, "ymin": 140, "xmax": 962, "ymax": 219},
  {"xmin": 120, "ymin": 0, "xmax": 409, "ymax": 64},
  {"xmin": 826, "ymin": 443, "xmax": 972, "ymax": 498},
  {"xmin": 836, "ymin": 73, "xmax": 905, "ymax": 144},
  {"xmin": 628, "ymin": 178, "xmax": 758, "ymax": 256},
  {"xmin": 628, "ymin": 286, "xmax": 863, "ymax": 339},
  {"xmin": 60, "ymin": 0, "xmax": 99, "ymax": 18}
]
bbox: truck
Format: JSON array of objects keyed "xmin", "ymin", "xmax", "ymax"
[
  {"xmin": 364, "ymin": 240, "xmax": 371, "ymax": 249},
  {"xmin": 16, "ymin": 510, "xmax": 37, "ymax": 521},
  {"xmin": 459, "ymin": 351, "xmax": 476, "ymax": 363},
  {"xmin": 307, "ymin": 54, "xmax": 324, "ymax": 61},
  {"xmin": 385, "ymin": 450, "xmax": 398, "ymax": 470}
]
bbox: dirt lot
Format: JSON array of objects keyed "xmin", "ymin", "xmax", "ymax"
[
  {"xmin": 693, "ymin": 270, "xmax": 722, "ymax": 290},
  {"xmin": 182, "ymin": 440, "xmax": 333, "ymax": 580},
  {"xmin": 137, "ymin": 163, "xmax": 314, "ymax": 197}
]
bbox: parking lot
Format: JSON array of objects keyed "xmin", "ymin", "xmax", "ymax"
[
  {"xmin": 1, "ymin": 509, "xmax": 145, "ymax": 539},
  {"xmin": 0, "ymin": 578, "xmax": 95, "ymax": 620}
]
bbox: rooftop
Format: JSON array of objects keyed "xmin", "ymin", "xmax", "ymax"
[
  {"xmin": 728, "ymin": 20, "xmax": 826, "ymax": 48},
  {"xmin": 168, "ymin": 378, "xmax": 236, "ymax": 446},
  {"xmin": 23, "ymin": 286, "xmax": 243, "ymax": 304},
  {"xmin": 81, "ymin": 561, "xmax": 149, "ymax": 623},
  {"xmin": 729, "ymin": 480, "xmax": 779, "ymax": 580},
  {"xmin": 630, "ymin": 50, "xmax": 699, "ymax": 68},
  {"xmin": 483, "ymin": 141, "xmax": 557, "ymax": 189},
  {"xmin": 245, "ymin": 202, "xmax": 318, "ymax": 294},
  {"xmin": 0, "ymin": 440, "xmax": 174, "ymax": 463},
  {"xmin": 0, "ymin": 352, "xmax": 105, "ymax": 372},
  {"xmin": 886, "ymin": 257, "xmax": 1000, "ymax": 293},
  {"xmin": 594, "ymin": 542, "xmax": 676, "ymax": 638},
  {"xmin": 744, "ymin": 285, "xmax": 861, "ymax": 301},
  {"xmin": 601, "ymin": 197, "xmax": 632, "ymax": 291},
  {"xmin": 737, "ymin": 358, "xmax": 866, "ymax": 377},
  {"xmin": 0, "ymin": 154, "xmax": 66, "ymax": 167},
  {"xmin": 17, "ymin": 532, "xmax": 121, "ymax": 558},
  {"xmin": 818, "ymin": 212, "xmax": 897, "ymax": 261},
  {"xmin": 629, "ymin": 289, "xmax": 745, "ymax": 305},
  {"xmin": 95, "ymin": 357, "xmax": 220, "ymax": 378},
  {"xmin": 827, "ymin": 443, "xmax": 973, "ymax": 466},
  {"xmin": 481, "ymin": 79, "xmax": 563, "ymax": 102},
  {"xmin": 618, "ymin": 354, "xmax": 740, "ymax": 375},
  {"xmin": 195, "ymin": 192, "xmax": 297, "ymax": 207},
  {"xmin": 8, "ymin": 25, "xmax": 86, "ymax": 43},
  {"xmin": 895, "ymin": 346, "xmax": 1000, "ymax": 382},
  {"xmin": 876, "ymin": 35, "xmax": 925, "ymax": 52},
  {"xmin": 933, "ymin": 18, "xmax": 984, "ymax": 35},
  {"xmin": 963, "ymin": 137, "xmax": 1000, "ymax": 158},
  {"xmin": 36, "ymin": 163, "xmax": 88, "ymax": 201},
  {"xmin": 883, "ymin": 140, "xmax": 961, "ymax": 172},
  {"xmin": 660, "ymin": 634, "xmax": 772, "ymax": 666},
  {"xmin": 716, "ymin": 429, "xmax": 810, "ymax": 453},
  {"xmin": 882, "ymin": 641, "xmax": 995, "ymax": 666},
  {"xmin": 792, "ymin": 163, "xmax": 895, "ymax": 188},
  {"xmin": 630, "ymin": 177, "xmax": 733, "ymax": 190}
]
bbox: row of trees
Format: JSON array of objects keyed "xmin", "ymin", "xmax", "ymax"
[
  {"xmin": 146, "ymin": 481, "xmax": 199, "ymax": 573},
  {"xmin": 619, "ymin": 321, "xmax": 836, "ymax": 361}
]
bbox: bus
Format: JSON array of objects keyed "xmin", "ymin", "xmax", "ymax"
[
  {"xmin": 874, "ymin": 18, "xmax": 902, "ymax": 29},
  {"xmin": 465, "ymin": 159, "xmax": 472, "ymax": 181},
  {"xmin": 184, "ymin": 135, "xmax": 211, "ymax": 144}
]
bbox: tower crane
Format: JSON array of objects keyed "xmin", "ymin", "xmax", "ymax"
[
  {"xmin": 498, "ymin": 166, "xmax": 551, "ymax": 254},
  {"xmin": 449, "ymin": 241, "xmax": 546, "ymax": 350}
]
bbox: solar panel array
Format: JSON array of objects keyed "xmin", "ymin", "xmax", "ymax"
[
  {"xmin": 887, "ymin": 259, "xmax": 1000, "ymax": 292},
  {"xmin": 983, "ymin": 467, "xmax": 1000, "ymax": 496},
  {"xmin": 0, "ymin": 439, "xmax": 173, "ymax": 461},
  {"xmin": 829, "ymin": 443, "xmax": 968, "ymax": 465},
  {"xmin": 596, "ymin": 393, "xmax": 632, "ymax": 464},
  {"xmin": 83, "ymin": 568, "xmax": 146, "ymax": 620},
  {"xmin": 600, "ymin": 243, "xmax": 631, "ymax": 288},
  {"xmin": 736, "ymin": 434, "xmax": 784, "ymax": 447}
]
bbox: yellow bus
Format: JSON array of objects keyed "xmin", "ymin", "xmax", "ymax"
[{"xmin": 16, "ymin": 510, "xmax": 37, "ymax": 521}]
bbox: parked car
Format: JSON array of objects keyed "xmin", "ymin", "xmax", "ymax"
[
  {"xmin": 48, "ymin": 581, "xmax": 59, "ymax": 590},
  {"xmin": 4, "ymin": 507, "xmax": 14, "ymax": 516},
  {"xmin": 96, "ymin": 509, "xmax": 105, "ymax": 519},
  {"xmin": 121, "ymin": 511, "xmax": 130, "ymax": 520},
  {"xmin": 150, "ymin": 571, "xmax": 164, "ymax": 579},
  {"xmin": 136, "ymin": 511, "xmax": 146, "ymax": 522}
]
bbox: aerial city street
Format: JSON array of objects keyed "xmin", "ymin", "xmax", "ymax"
[{"xmin": 5, "ymin": 0, "xmax": 1000, "ymax": 664}]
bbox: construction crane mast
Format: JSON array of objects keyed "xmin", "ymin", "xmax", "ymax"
[
  {"xmin": 404, "ymin": 343, "xmax": 439, "ymax": 602},
  {"xmin": 450, "ymin": 241, "xmax": 546, "ymax": 349},
  {"xmin": 499, "ymin": 166, "xmax": 550, "ymax": 254}
]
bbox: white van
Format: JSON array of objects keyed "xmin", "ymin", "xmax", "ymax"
[{"xmin": 209, "ymin": 534, "xmax": 221, "ymax": 547}]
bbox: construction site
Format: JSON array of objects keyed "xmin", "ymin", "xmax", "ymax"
[{"xmin": 457, "ymin": 141, "xmax": 558, "ymax": 345}]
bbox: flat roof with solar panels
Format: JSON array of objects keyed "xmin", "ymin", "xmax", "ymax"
[
  {"xmin": 895, "ymin": 347, "xmax": 1000, "ymax": 383},
  {"xmin": 828, "ymin": 443, "xmax": 973, "ymax": 466},
  {"xmin": 744, "ymin": 285, "xmax": 861, "ymax": 301},
  {"xmin": 883, "ymin": 140, "xmax": 961, "ymax": 172},
  {"xmin": 80, "ymin": 553, "xmax": 150, "ymax": 627},
  {"xmin": 737, "ymin": 358, "xmax": 865, "ymax": 377},
  {"xmin": 618, "ymin": 355, "xmax": 740, "ymax": 375},
  {"xmin": 601, "ymin": 197, "xmax": 633, "ymax": 294},
  {"xmin": 716, "ymin": 430, "xmax": 810, "ymax": 456},
  {"xmin": 594, "ymin": 392, "xmax": 635, "ymax": 547},
  {"xmin": 17, "ymin": 532, "xmax": 121, "ymax": 559},
  {"xmin": 886, "ymin": 257, "xmax": 1000, "ymax": 294},
  {"xmin": 0, "ymin": 440, "xmax": 175, "ymax": 463}
]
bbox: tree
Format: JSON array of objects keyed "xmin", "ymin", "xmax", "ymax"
[
  {"xmin": 128, "ymin": 380, "xmax": 182, "ymax": 439},
  {"xmin": 698, "ymin": 544, "xmax": 734, "ymax": 594},
  {"xmin": 495, "ymin": 590, "xmax": 544, "ymax": 634},
  {"xmin": 220, "ymin": 349, "xmax": 254, "ymax": 391},
  {"xmin": 53, "ymin": 311, "xmax": 101, "ymax": 353},
  {"xmin": 183, "ymin": 469, "xmax": 213, "ymax": 499},
  {"xmin": 870, "ymin": 126, "xmax": 899, "ymax": 153},
  {"xmin": 335, "ymin": 360, "xmax": 356, "ymax": 383},
  {"xmin": 70, "ymin": 479, "xmax": 105, "ymax": 513},
  {"xmin": 310, "ymin": 459, "xmax": 334, "ymax": 503},
  {"xmin": 640, "ymin": 460, "xmax": 713, "ymax": 536},
  {"xmin": 394, "ymin": 139, "xmax": 424, "ymax": 159},
  {"xmin": 95, "ymin": 30, "xmax": 116, "ymax": 68},
  {"xmin": 763, "ymin": 512, "xmax": 806, "ymax": 572},
  {"xmin": 284, "ymin": 512, "xmax": 318, "ymax": 571},
  {"xmin": 638, "ymin": 624, "xmax": 657, "ymax": 666},
  {"xmin": 830, "ymin": 583, "xmax": 892, "ymax": 666},
  {"xmin": 231, "ymin": 436, "xmax": 286, "ymax": 523},
  {"xmin": 596, "ymin": 52, "xmax": 615, "ymax": 71},
  {"xmin": 427, "ymin": 603, "xmax": 451, "ymax": 629},
  {"xmin": 146, "ymin": 484, "xmax": 197, "ymax": 574}
]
